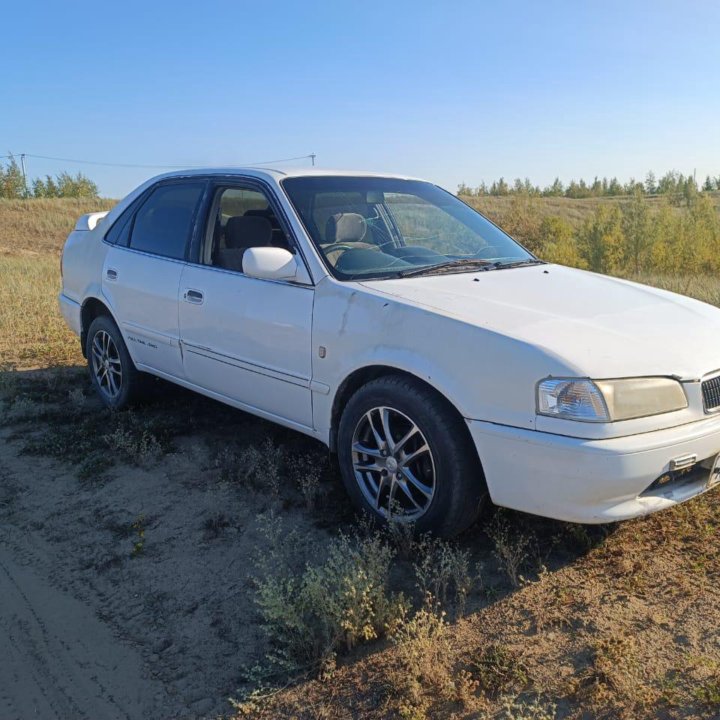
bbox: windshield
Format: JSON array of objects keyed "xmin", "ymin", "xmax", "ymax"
[{"xmin": 281, "ymin": 176, "xmax": 535, "ymax": 280}]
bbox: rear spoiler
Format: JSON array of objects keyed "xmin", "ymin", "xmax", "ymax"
[{"xmin": 74, "ymin": 211, "xmax": 109, "ymax": 231}]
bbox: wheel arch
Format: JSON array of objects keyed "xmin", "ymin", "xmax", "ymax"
[
  {"xmin": 329, "ymin": 364, "xmax": 479, "ymax": 464},
  {"xmin": 80, "ymin": 296, "xmax": 120, "ymax": 358}
]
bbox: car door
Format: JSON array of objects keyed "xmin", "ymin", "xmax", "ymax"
[
  {"xmin": 102, "ymin": 180, "xmax": 206, "ymax": 379},
  {"xmin": 178, "ymin": 182, "xmax": 314, "ymax": 429}
]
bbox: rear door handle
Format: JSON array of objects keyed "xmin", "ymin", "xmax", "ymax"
[
  {"xmin": 184, "ymin": 289, "xmax": 204, "ymax": 304},
  {"xmin": 106, "ymin": 268, "xmax": 118, "ymax": 280}
]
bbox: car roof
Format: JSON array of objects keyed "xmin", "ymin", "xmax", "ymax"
[{"xmin": 145, "ymin": 167, "xmax": 425, "ymax": 184}]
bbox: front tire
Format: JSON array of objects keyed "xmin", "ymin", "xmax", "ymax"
[
  {"xmin": 337, "ymin": 375, "xmax": 486, "ymax": 537},
  {"xmin": 86, "ymin": 315, "xmax": 141, "ymax": 410}
]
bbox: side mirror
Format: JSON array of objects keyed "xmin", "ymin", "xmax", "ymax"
[{"xmin": 242, "ymin": 247, "xmax": 310, "ymax": 283}]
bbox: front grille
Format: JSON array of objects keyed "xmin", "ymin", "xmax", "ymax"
[{"xmin": 702, "ymin": 375, "xmax": 720, "ymax": 412}]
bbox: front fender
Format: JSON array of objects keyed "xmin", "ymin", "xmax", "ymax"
[{"xmin": 311, "ymin": 278, "xmax": 573, "ymax": 442}]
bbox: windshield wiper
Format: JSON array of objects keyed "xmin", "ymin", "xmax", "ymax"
[
  {"xmin": 396, "ymin": 258, "xmax": 493, "ymax": 278},
  {"xmin": 482, "ymin": 259, "xmax": 546, "ymax": 271}
]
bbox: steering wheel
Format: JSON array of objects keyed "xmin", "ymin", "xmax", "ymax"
[{"xmin": 322, "ymin": 243, "xmax": 369, "ymax": 255}]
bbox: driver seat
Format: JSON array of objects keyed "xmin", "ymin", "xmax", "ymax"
[{"xmin": 322, "ymin": 212, "xmax": 376, "ymax": 265}]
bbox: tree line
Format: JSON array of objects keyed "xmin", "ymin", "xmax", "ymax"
[
  {"xmin": 0, "ymin": 154, "xmax": 99, "ymax": 198},
  {"xmin": 476, "ymin": 189, "xmax": 720, "ymax": 277},
  {"xmin": 459, "ymin": 170, "xmax": 720, "ymax": 201}
]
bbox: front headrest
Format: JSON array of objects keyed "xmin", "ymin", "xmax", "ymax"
[
  {"xmin": 225, "ymin": 215, "xmax": 272, "ymax": 249},
  {"xmin": 325, "ymin": 212, "xmax": 367, "ymax": 243}
]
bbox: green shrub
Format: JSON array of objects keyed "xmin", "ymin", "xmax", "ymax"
[{"xmin": 254, "ymin": 517, "xmax": 407, "ymax": 671}]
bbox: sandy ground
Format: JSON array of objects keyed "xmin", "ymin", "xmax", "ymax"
[
  {"xmin": 0, "ymin": 543, "xmax": 160, "ymax": 719},
  {"xmin": 0, "ymin": 371, "xmax": 341, "ymax": 720}
]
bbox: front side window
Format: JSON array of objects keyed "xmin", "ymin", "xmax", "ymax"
[
  {"xmin": 129, "ymin": 182, "xmax": 205, "ymax": 260},
  {"xmin": 201, "ymin": 185, "xmax": 292, "ymax": 271},
  {"xmin": 282, "ymin": 176, "xmax": 536, "ymax": 280}
]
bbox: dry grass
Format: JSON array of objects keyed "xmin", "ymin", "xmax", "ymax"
[
  {"xmin": 0, "ymin": 255, "xmax": 83, "ymax": 366},
  {"xmin": 0, "ymin": 198, "xmax": 114, "ymax": 366},
  {"xmin": 0, "ymin": 197, "xmax": 115, "ymax": 256}
]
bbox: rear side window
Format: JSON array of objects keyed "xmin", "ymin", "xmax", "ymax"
[{"xmin": 129, "ymin": 183, "xmax": 205, "ymax": 259}]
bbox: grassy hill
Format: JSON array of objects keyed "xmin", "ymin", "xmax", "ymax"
[{"xmin": 0, "ymin": 198, "xmax": 116, "ymax": 257}]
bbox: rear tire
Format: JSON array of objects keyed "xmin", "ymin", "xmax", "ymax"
[
  {"xmin": 86, "ymin": 315, "xmax": 142, "ymax": 410},
  {"xmin": 337, "ymin": 375, "xmax": 486, "ymax": 537}
]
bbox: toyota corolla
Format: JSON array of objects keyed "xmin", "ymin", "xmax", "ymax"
[{"xmin": 59, "ymin": 168, "xmax": 720, "ymax": 535}]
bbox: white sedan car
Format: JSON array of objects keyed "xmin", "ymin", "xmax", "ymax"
[{"xmin": 60, "ymin": 168, "xmax": 720, "ymax": 535}]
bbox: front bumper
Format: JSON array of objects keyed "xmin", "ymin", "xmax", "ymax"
[{"xmin": 468, "ymin": 415, "xmax": 720, "ymax": 523}]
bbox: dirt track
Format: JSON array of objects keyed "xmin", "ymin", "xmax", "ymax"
[
  {"xmin": 0, "ymin": 543, "xmax": 160, "ymax": 719},
  {"xmin": 0, "ymin": 423, "xmax": 225, "ymax": 719},
  {"xmin": 0, "ymin": 373, "xmax": 337, "ymax": 720}
]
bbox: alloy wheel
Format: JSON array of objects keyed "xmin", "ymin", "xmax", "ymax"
[
  {"xmin": 351, "ymin": 406, "xmax": 436, "ymax": 521},
  {"xmin": 91, "ymin": 330, "xmax": 123, "ymax": 400}
]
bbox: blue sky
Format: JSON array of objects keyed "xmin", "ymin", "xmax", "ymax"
[{"xmin": 2, "ymin": 0, "xmax": 719, "ymax": 197}]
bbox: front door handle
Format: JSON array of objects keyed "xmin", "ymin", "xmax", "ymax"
[
  {"xmin": 106, "ymin": 268, "xmax": 118, "ymax": 280},
  {"xmin": 184, "ymin": 289, "xmax": 204, "ymax": 304}
]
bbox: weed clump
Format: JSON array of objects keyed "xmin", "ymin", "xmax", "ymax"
[
  {"xmin": 413, "ymin": 535, "xmax": 475, "ymax": 616},
  {"xmin": 212, "ymin": 438, "xmax": 283, "ymax": 495},
  {"xmin": 253, "ymin": 515, "xmax": 407, "ymax": 672},
  {"xmin": 487, "ymin": 512, "xmax": 532, "ymax": 588},
  {"xmin": 386, "ymin": 595, "xmax": 481, "ymax": 718}
]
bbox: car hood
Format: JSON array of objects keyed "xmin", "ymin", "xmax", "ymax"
[{"xmin": 360, "ymin": 264, "xmax": 720, "ymax": 380}]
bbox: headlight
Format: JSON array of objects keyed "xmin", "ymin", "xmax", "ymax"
[{"xmin": 537, "ymin": 377, "xmax": 687, "ymax": 422}]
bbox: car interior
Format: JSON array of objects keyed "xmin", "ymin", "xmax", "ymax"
[
  {"xmin": 308, "ymin": 192, "xmax": 447, "ymax": 275},
  {"xmin": 206, "ymin": 188, "xmax": 292, "ymax": 271}
]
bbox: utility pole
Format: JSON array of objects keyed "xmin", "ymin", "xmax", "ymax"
[
  {"xmin": 20, "ymin": 153, "xmax": 29, "ymax": 197},
  {"xmin": 310, "ymin": 153, "xmax": 316, "ymax": 167}
]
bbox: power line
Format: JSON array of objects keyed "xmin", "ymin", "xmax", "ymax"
[{"xmin": 9, "ymin": 152, "xmax": 316, "ymax": 170}]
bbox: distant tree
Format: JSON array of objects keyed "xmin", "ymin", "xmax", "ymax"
[
  {"xmin": 607, "ymin": 177, "xmax": 623, "ymax": 196},
  {"xmin": 457, "ymin": 182, "xmax": 473, "ymax": 196},
  {"xmin": 45, "ymin": 175, "xmax": 59, "ymax": 197},
  {"xmin": 1, "ymin": 155, "xmax": 26, "ymax": 198},
  {"xmin": 622, "ymin": 188, "xmax": 652, "ymax": 275},
  {"xmin": 578, "ymin": 205, "xmax": 624, "ymax": 273},
  {"xmin": 647, "ymin": 200, "xmax": 679, "ymax": 272},
  {"xmin": 657, "ymin": 170, "xmax": 680, "ymax": 195},
  {"xmin": 500, "ymin": 193, "xmax": 542, "ymax": 250},
  {"xmin": 566, "ymin": 179, "xmax": 592, "ymax": 199},
  {"xmin": 688, "ymin": 193, "xmax": 720, "ymax": 270},
  {"xmin": 537, "ymin": 216, "xmax": 584, "ymax": 267},
  {"xmin": 702, "ymin": 175, "xmax": 714, "ymax": 192},
  {"xmin": 490, "ymin": 177, "xmax": 509, "ymax": 196},
  {"xmin": 0, "ymin": 158, "xmax": 99, "ymax": 199},
  {"xmin": 544, "ymin": 177, "xmax": 564, "ymax": 197},
  {"xmin": 645, "ymin": 171, "xmax": 657, "ymax": 194},
  {"xmin": 31, "ymin": 178, "xmax": 47, "ymax": 197},
  {"xmin": 56, "ymin": 171, "xmax": 99, "ymax": 198},
  {"xmin": 624, "ymin": 177, "xmax": 644, "ymax": 195},
  {"xmin": 683, "ymin": 176, "xmax": 698, "ymax": 207}
]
